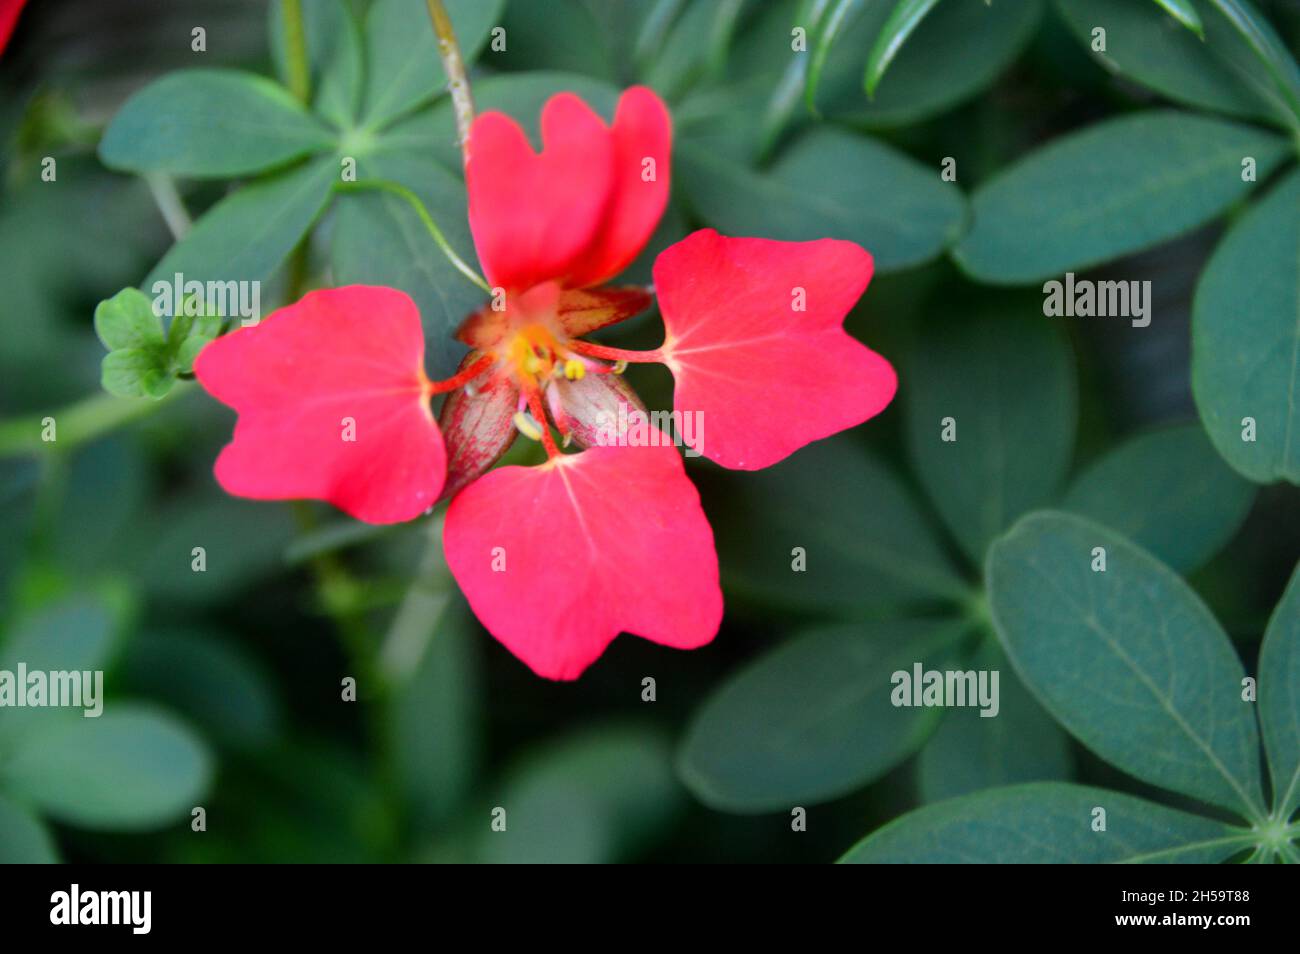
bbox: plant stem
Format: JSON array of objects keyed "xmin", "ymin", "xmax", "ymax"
[
  {"xmin": 378, "ymin": 512, "xmax": 454, "ymax": 683},
  {"xmin": 145, "ymin": 173, "xmax": 191, "ymax": 240},
  {"xmin": 0, "ymin": 385, "xmax": 192, "ymax": 459},
  {"xmin": 281, "ymin": 0, "xmax": 312, "ymax": 106},
  {"xmin": 425, "ymin": 0, "xmax": 476, "ymax": 163},
  {"xmin": 335, "ymin": 179, "xmax": 490, "ymax": 291}
]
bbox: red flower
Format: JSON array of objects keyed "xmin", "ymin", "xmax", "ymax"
[{"xmin": 194, "ymin": 87, "xmax": 897, "ymax": 680}]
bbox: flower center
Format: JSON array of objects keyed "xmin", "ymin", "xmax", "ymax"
[{"xmin": 502, "ymin": 323, "xmax": 587, "ymax": 391}]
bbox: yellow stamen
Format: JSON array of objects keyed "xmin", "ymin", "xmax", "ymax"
[
  {"xmin": 512, "ymin": 410, "xmax": 542, "ymax": 441},
  {"xmin": 564, "ymin": 359, "xmax": 586, "ymax": 381}
]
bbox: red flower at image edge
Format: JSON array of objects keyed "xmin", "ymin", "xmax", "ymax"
[
  {"xmin": 0, "ymin": 0, "xmax": 28, "ymax": 56},
  {"xmin": 194, "ymin": 87, "xmax": 897, "ymax": 679}
]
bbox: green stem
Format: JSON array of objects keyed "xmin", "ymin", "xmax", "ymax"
[
  {"xmin": 145, "ymin": 173, "xmax": 191, "ymax": 240},
  {"xmin": 378, "ymin": 512, "xmax": 454, "ymax": 683},
  {"xmin": 335, "ymin": 179, "xmax": 490, "ymax": 291},
  {"xmin": 0, "ymin": 385, "xmax": 192, "ymax": 459},
  {"xmin": 425, "ymin": 0, "xmax": 475, "ymax": 162},
  {"xmin": 281, "ymin": 0, "xmax": 312, "ymax": 106},
  {"xmin": 289, "ymin": 501, "xmax": 397, "ymax": 854}
]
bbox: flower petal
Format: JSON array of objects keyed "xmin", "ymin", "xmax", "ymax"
[
  {"xmin": 556, "ymin": 285, "xmax": 653, "ymax": 338},
  {"xmin": 439, "ymin": 362, "xmax": 519, "ymax": 500},
  {"xmin": 654, "ymin": 229, "xmax": 897, "ymax": 470},
  {"xmin": 444, "ymin": 444, "xmax": 722, "ymax": 680},
  {"xmin": 565, "ymin": 86, "xmax": 672, "ymax": 288},
  {"xmin": 0, "ymin": 0, "xmax": 27, "ymax": 56},
  {"xmin": 194, "ymin": 285, "xmax": 445, "ymax": 524},
  {"xmin": 465, "ymin": 93, "xmax": 613, "ymax": 292}
]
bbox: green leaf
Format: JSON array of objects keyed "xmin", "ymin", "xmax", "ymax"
[
  {"xmin": 0, "ymin": 705, "xmax": 213, "ymax": 831},
  {"xmin": 1203, "ymin": 0, "xmax": 1300, "ymax": 126},
  {"xmin": 100, "ymin": 348, "xmax": 173, "ymax": 399},
  {"xmin": 1259, "ymin": 561, "xmax": 1300, "ymax": 819},
  {"xmin": 170, "ymin": 310, "xmax": 223, "ymax": 375},
  {"xmin": 760, "ymin": 54, "xmax": 813, "ymax": 160},
  {"xmin": 146, "ymin": 156, "xmax": 337, "ymax": 290},
  {"xmin": 120, "ymin": 629, "xmax": 283, "ymax": 754},
  {"xmin": 1192, "ymin": 170, "xmax": 1300, "ymax": 484},
  {"xmin": 864, "ymin": 0, "xmax": 942, "ymax": 97},
  {"xmin": 641, "ymin": 0, "xmax": 731, "ymax": 100},
  {"xmin": 125, "ymin": 495, "xmax": 297, "ymax": 606},
  {"xmin": 804, "ymin": 0, "xmax": 865, "ymax": 113},
  {"xmin": 420, "ymin": 71, "xmax": 622, "ymax": 170},
  {"xmin": 903, "ymin": 308, "xmax": 1077, "ymax": 566},
  {"xmin": 360, "ymin": 0, "xmax": 505, "ymax": 130},
  {"xmin": 828, "ymin": 0, "xmax": 1043, "ymax": 127},
  {"xmin": 839, "ymin": 782, "xmax": 1250, "ymax": 863},
  {"xmin": 269, "ymin": 0, "xmax": 365, "ymax": 128},
  {"xmin": 953, "ymin": 110, "xmax": 1288, "ymax": 284},
  {"xmin": 1152, "ymin": 0, "xmax": 1205, "ymax": 38},
  {"xmin": 0, "ymin": 794, "xmax": 58, "ymax": 863},
  {"xmin": 0, "ymin": 594, "xmax": 119, "ymax": 675},
  {"xmin": 1062, "ymin": 424, "xmax": 1255, "ymax": 572},
  {"xmin": 679, "ymin": 620, "xmax": 969, "ymax": 812},
  {"xmin": 98, "ymin": 69, "xmax": 335, "ymax": 178},
  {"xmin": 0, "ymin": 460, "xmax": 39, "ymax": 606},
  {"xmin": 917, "ymin": 640, "xmax": 1073, "ymax": 803},
  {"xmin": 633, "ymin": 0, "xmax": 690, "ymax": 72},
  {"xmin": 477, "ymin": 723, "xmax": 683, "ymax": 863},
  {"xmin": 0, "ymin": 593, "xmax": 122, "ymax": 745},
  {"xmin": 703, "ymin": 437, "xmax": 969, "ymax": 613},
  {"xmin": 50, "ymin": 440, "xmax": 149, "ymax": 576},
  {"xmin": 497, "ymin": 0, "xmax": 618, "ymax": 83},
  {"xmin": 677, "ymin": 128, "xmax": 965, "ymax": 272},
  {"xmin": 331, "ymin": 152, "xmax": 481, "ymax": 379},
  {"xmin": 987, "ymin": 511, "xmax": 1267, "ymax": 820},
  {"xmin": 1055, "ymin": 0, "xmax": 1283, "ymax": 124},
  {"xmin": 93, "ymin": 287, "xmax": 163, "ymax": 352}
]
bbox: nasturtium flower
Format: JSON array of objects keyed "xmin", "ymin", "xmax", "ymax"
[{"xmin": 194, "ymin": 87, "xmax": 897, "ymax": 680}]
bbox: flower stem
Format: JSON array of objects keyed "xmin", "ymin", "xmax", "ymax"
[
  {"xmin": 425, "ymin": 0, "xmax": 476, "ymax": 164},
  {"xmin": 281, "ymin": 0, "xmax": 312, "ymax": 106},
  {"xmin": 378, "ymin": 512, "xmax": 454, "ymax": 683},
  {"xmin": 0, "ymin": 385, "xmax": 192, "ymax": 459},
  {"xmin": 335, "ymin": 178, "xmax": 490, "ymax": 291}
]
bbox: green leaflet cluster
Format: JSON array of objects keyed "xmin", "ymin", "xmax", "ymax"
[
  {"xmin": 840, "ymin": 516, "xmax": 1299, "ymax": 863},
  {"xmin": 94, "ymin": 0, "xmax": 506, "ymax": 380},
  {"xmin": 94, "ymin": 288, "xmax": 220, "ymax": 399}
]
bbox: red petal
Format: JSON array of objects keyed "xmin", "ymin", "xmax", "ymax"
[
  {"xmin": 654, "ymin": 229, "xmax": 897, "ymax": 470},
  {"xmin": 443, "ymin": 444, "xmax": 722, "ymax": 680},
  {"xmin": 193, "ymin": 286, "xmax": 446, "ymax": 524},
  {"xmin": 565, "ymin": 86, "xmax": 672, "ymax": 288},
  {"xmin": 0, "ymin": 0, "xmax": 27, "ymax": 56},
  {"xmin": 438, "ymin": 363, "xmax": 519, "ymax": 500},
  {"xmin": 556, "ymin": 285, "xmax": 653, "ymax": 338},
  {"xmin": 465, "ymin": 93, "xmax": 613, "ymax": 292}
]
